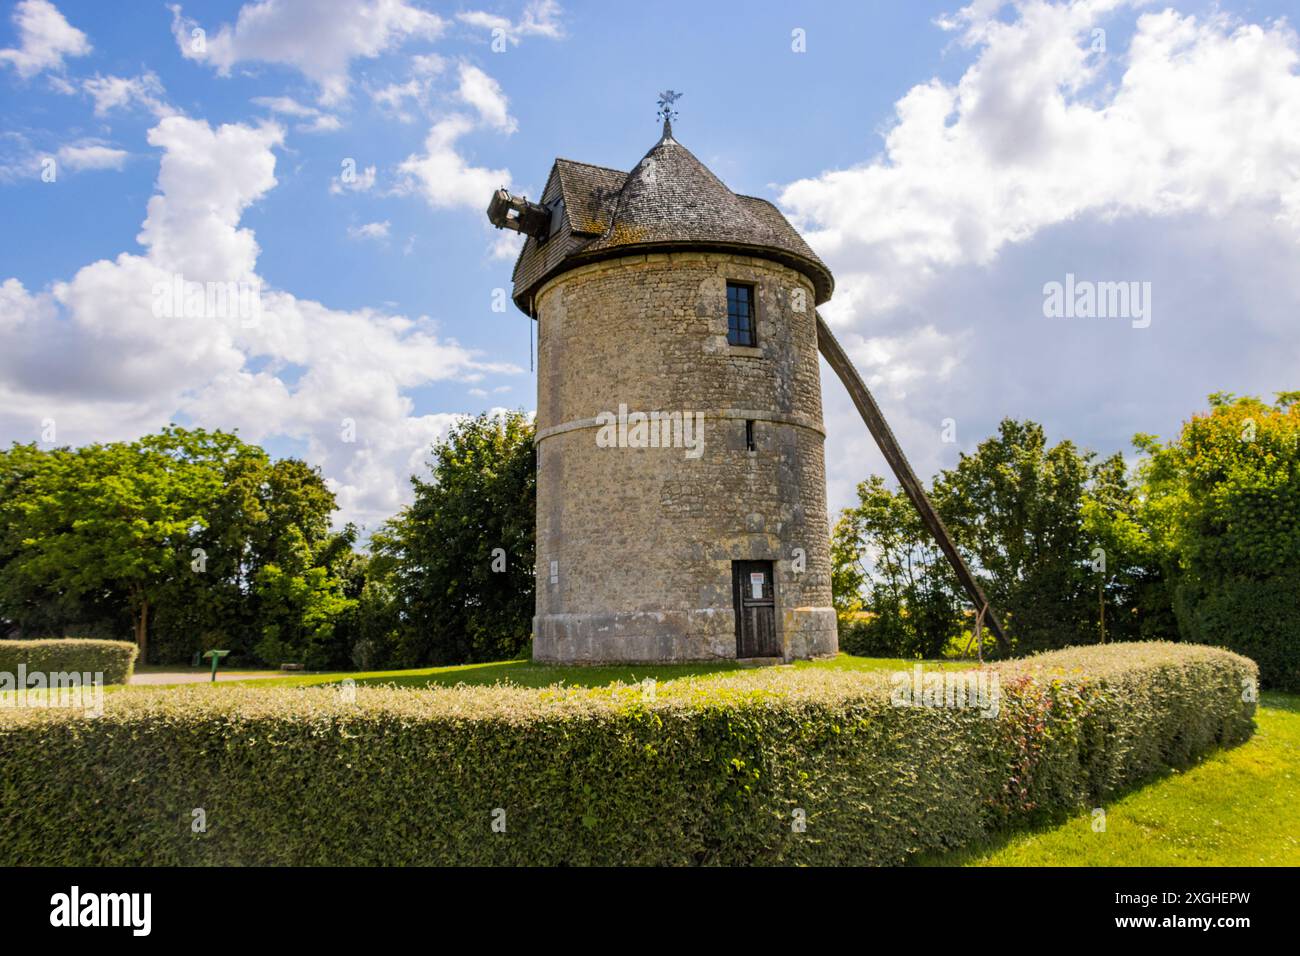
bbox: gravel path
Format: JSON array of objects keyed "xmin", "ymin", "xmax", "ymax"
[{"xmin": 129, "ymin": 671, "xmax": 290, "ymax": 685}]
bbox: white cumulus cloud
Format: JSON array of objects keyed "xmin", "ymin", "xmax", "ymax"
[
  {"xmin": 781, "ymin": 1, "xmax": 1300, "ymax": 322},
  {"xmin": 395, "ymin": 61, "xmax": 521, "ymax": 212},
  {"xmin": 250, "ymin": 94, "xmax": 341, "ymax": 133},
  {"xmin": 398, "ymin": 112, "xmax": 510, "ymax": 210},
  {"xmin": 775, "ymin": 0, "xmax": 1300, "ymax": 517},
  {"xmin": 457, "ymin": 0, "xmax": 564, "ymax": 46},
  {"xmin": 82, "ymin": 72, "xmax": 176, "ymax": 118},
  {"xmin": 0, "ymin": 0, "xmax": 89, "ymax": 79},
  {"xmin": 0, "ymin": 116, "xmax": 516, "ymax": 527},
  {"xmin": 457, "ymin": 62, "xmax": 516, "ymax": 133},
  {"xmin": 56, "ymin": 143, "xmax": 128, "ymax": 171},
  {"xmin": 348, "ymin": 220, "xmax": 391, "ymax": 241},
  {"xmin": 170, "ymin": 0, "xmax": 445, "ymax": 106}
]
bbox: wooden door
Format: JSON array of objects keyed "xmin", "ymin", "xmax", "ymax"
[{"xmin": 733, "ymin": 561, "xmax": 778, "ymax": 658}]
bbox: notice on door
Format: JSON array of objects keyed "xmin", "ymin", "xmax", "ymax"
[{"xmin": 750, "ymin": 572, "xmax": 764, "ymax": 599}]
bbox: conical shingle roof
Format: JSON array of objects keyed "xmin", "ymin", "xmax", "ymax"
[{"xmin": 508, "ymin": 123, "xmax": 833, "ymax": 313}]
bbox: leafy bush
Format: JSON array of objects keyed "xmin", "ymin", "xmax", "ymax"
[
  {"xmin": 1175, "ymin": 576, "xmax": 1300, "ymax": 694},
  {"xmin": 836, "ymin": 611, "xmax": 891, "ymax": 657},
  {"xmin": 0, "ymin": 639, "xmax": 138, "ymax": 686},
  {"xmin": 0, "ymin": 643, "xmax": 1254, "ymax": 866},
  {"xmin": 1139, "ymin": 393, "xmax": 1300, "ymax": 689}
]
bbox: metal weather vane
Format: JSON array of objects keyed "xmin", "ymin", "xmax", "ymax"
[{"xmin": 657, "ymin": 90, "xmax": 682, "ymax": 126}]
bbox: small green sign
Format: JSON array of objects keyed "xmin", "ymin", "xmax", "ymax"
[{"xmin": 202, "ymin": 649, "xmax": 231, "ymax": 682}]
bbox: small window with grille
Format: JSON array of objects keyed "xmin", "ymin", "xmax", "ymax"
[{"xmin": 726, "ymin": 281, "xmax": 757, "ymax": 347}]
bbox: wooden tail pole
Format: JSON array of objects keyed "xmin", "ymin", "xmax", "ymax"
[{"xmin": 815, "ymin": 311, "xmax": 1011, "ymax": 655}]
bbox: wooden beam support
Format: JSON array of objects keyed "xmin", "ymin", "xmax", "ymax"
[{"xmin": 816, "ymin": 311, "xmax": 1011, "ymax": 654}]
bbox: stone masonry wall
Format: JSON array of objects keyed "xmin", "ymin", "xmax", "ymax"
[{"xmin": 533, "ymin": 251, "xmax": 837, "ymax": 662}]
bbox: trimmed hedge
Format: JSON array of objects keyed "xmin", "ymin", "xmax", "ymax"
[
  {"xmin": 0, "ymin": 639, "xmax": 138, "ymax": 686},
  {"xmin": 1176, "ymin": 575, "xmax": 1300, "ymax": 692},
  {"xmin": 0, "ymin": 642, "xmax": 1255, "ymax": 866}
]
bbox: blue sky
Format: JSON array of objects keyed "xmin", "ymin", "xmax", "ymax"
[{"xmin": 2, "ymin": 0, "xmax": 1299, "ymax": 531}]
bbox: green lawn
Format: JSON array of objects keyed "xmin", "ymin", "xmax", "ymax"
[
  {"xmin": 132, "ymin": 652, "xmax": 977, "ymax": 690},
  {"xmin": 137, "ymin": 657, "xmax": 744, "ymax": 689},
  {"xmin": 924, "ymin": 691, "xmax": 1300, "ymax": 867}
]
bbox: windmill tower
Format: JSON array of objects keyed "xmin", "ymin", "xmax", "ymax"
[{"xmin": 488, "ymin": 94, "xmax": 1006, "ymax": 663}]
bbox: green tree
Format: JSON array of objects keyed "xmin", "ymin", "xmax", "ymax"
[
  {"xmin": 0, "ymin": 432, "xmax": 217, "ymax": 661},
  {"xmin": 252, "ymin": 559, "xmax": 355, "ymax": 670},
  {"xmin": 0, "ymin": 427, "xmax": 345, "ymax": 665},
  {"xmin": 932, "ymin": 419, "xmax": 1099, "ymax": 652},
  {"xmin": 1139, "ymin": 392, "xmax": 1300, "ymax": 689},
  {"xmin": 1081, "ymin": 450, "xmax": 1176, "ymax": 643},
  {"xmin": 832, "ymin": 419, "xmax": 1171, "ymax": 657},
  {"xmin": 381, "ymin": 411, "xmax": 536, "ymax": 665},
  {"xmin": 831, "ymin": 476, "xmax": 963, "ymax": 658},
  {"xmin": 331, "ymin": 546, "xmax": 402, "ymax": 670}
]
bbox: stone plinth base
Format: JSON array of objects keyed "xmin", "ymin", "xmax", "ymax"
[{"xmin": 533, "ymin": 606, "xmax": 838, "ymax": 664}]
